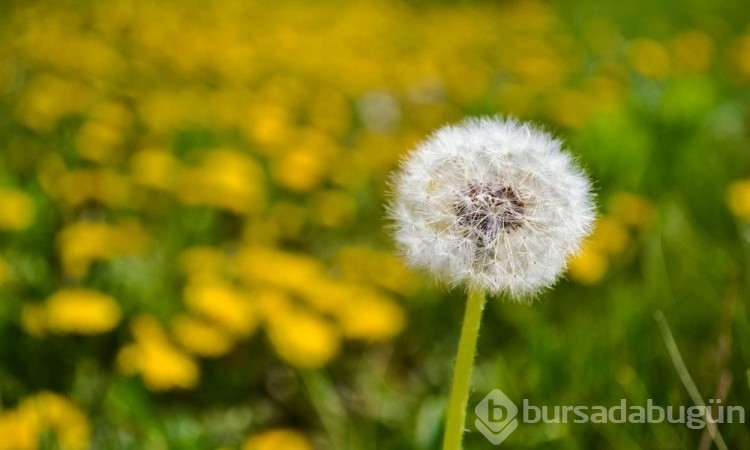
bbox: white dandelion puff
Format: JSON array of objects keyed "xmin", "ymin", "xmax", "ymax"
[{"xmin": 388, "ymin": 116, "xmax": 595, "ymax": 299}]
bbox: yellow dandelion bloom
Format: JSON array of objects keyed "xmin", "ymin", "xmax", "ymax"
[
  {"xmin": 177, "ymin": 149, "xmax": 266, "ymax": 214},
  {"xmin": 0, "ymin": 392, "xmax": 92, "ymax": 450},
  {"xmin": 129, "ymin": 148, "xmax": 179, "ymax": 191},
  {"xmin": 732, "ymin": 35, "xmax": 750, "ymax": 80},
  {"xmin": 335, "ymin": 294, "xmax": 406, "ymax": 341},
  {"xmin": 567, "ymin": 245, "xmax": 609, "ymax": 285},
  {"xmin": 56, "ymin": 168, "xmax": 131, "ymax": 208},
  {"xmin": 235, "ymin": 247, "xmax": 326, "ymax": 293},
  {"xmin": 270, "ymin": 202, "xmax": 307, "ymax": 239},
  {"xmin": 609, "ymin": 192, "xmax": 655, "ymax": 229},
  {"xmin": 547, "ymin": 89, "xmax": 594, "ymax": 129},
  {"xmin": 628, "ymin": 39, "xmax": 672, "ymax": 79},
  {"xmin": 670, "ymin": 30, "xmax": 714, "ymax": 74},
  {"xmin": 184, "ymin": 282, "xmax": 258, "ymax": 337},
  {"xmin": 272, "ymin": 148, "xmax": 327, "ymax": 192},
  {"xmin": 243, "ymin": 428, "xmax": 313, "ymax": 450},
  {"xmin": 728, "ymin": 180, "xmax": 750, "ymax": 220},
  {"xmin": 0, "ymin": 189, "xmax": 35, "ymax": 231},
  {"xmin": 308, "ymin": 190, "xmax": 357, "ymax": 228},
  {"xmin": 179, "ymin": 246, "xmax": 228, "ymax": 282},
  {"xmin": 589, "ymin": 217, "xmax": 630, "ymax": 256},
  {"xmin": 20, "ymin": 304, "xmax": 47, "ymax": 337},
  {"xmin": 57, "ymin": 220, "xmax": 149, "ymax": 278},
  {"xmin": 266, "ymin": 309, "xmax": 340, "ymax": 369},
  {"xmin": 58, "ymin": 221, "xmax": 114, "ymax": 277},
  {"xmin": 171, "ymin": 315, "xmax": 235, "ymax": 357},
  {"xmin": 118, "ymin": 315, "xmax": 200, "ymax": 391},
  {"xmin": 44, "ymin": 288, "xmax": 121, "ymax": 335},
  {"xmin": 75, "ymin": 120, "xmax": 124, "ymax": 164},
  {"xmin": 335, "ymin": 246, "xmax": 419, "ymax": 295}
]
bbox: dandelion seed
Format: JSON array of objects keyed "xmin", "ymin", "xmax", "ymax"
[{"xmin": 389, "ymin": 116, "xmax": 595, "ymax": 299}]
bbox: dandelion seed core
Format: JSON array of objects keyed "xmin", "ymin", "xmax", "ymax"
[{"xmin": 454, "ymin": 183, "xmax": 525, "ymax": 243}]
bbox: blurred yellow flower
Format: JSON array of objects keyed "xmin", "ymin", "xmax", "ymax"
[
  {"xmin": 16, "ymin": 75, "xmax": 90, "ymax": 132},
  {"xmin": 567, "ymin": 245, "xmax": 609, "ymax": 285},
  {"xmin": 21, "ymin": 304, "xmax": 47, "ymax": 337},
  {"xmin": 728, "ymin": 179, "xmax": 750, "ymax": 219},
  {"xmin": 236, "ymin": 247, "xmax": 326, "ymax": 293},
  {"xmin": 44, "ymin": 288, "xmax": 121, "ymax": 335},
  {"xmin": 628, "ymin": 38, "xmax": 672, "ymax": 79},
  {"xmin": 335, "ymin": 294, "xmax": 406, "ymax": 341},
  {"xmin": 0, "ymin": 391, "xmax": 90, "ymax": 450},
  {"xmin": 177, "ymin": 149, "xmax": 266, "ymax": 214},
  {"xmin": 57, "ymin": 220, "xmax": 150, "ymax": 278},
  {"xmin": 171, "ymin": 315, "xmax": 234, "ymax": 357},
  {"xmin": 609, "ymin": 192, "xmax": 655, "ymax": 229},
  {"xmin": 0, "ymin": 189, "xmax": 35, "ymax": 231},
  {"xmin": 184, "ymin": 281, "xmax": 258, "ymax": 337},
  {"xmin": 270, "ymin": 202, "xmax": 307, "ymax": 239},
  {"xmin": 670, "ymin": 30, "xmax": 714, "ymax": 74},
  {"xmin": 243, "ymin": 428, "xmax": 313, "ymax": 450},
  {"xmin": 308, "ymin": 190, "xmax": 357, "ymax": 228},
  {"xmin": 547, "ymin": 89, "xmax": 594, "ymax": 129},
  {"xmin": 179, "ymin": 246, "xmax": 228, "ymax": 282},
  {"xmin": 272, "ymin": 147, "xmax": 327, "ymax": 192},
  {"xmin": 266, "ymin": 309, "xmax": 340, "ymax": 369},
  {"xmin": 335, "ymin": 246, "xmax": 419, "ymax": 295},
  {"xmin": 732, "ymin": 35, "xmax": 750, "ymax": 80},
  {"xmin": 130, "ymin": 148, "xmax": 179, "ymax": 191},
  {"xmin": 588, "ymin": 217, "xmax": 630, "ymax": 256},
  {"xmin": 117, "ymin": 315, "xmax": 200, "ymax": 391}
]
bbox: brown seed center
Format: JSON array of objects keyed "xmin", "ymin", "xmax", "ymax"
[{"xmin": 454, "ymin": 183, "xmax": 525, "ymax": 242}]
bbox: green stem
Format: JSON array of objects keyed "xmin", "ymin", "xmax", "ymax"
[{"xmin": 442, "ymin": 288, "xmax": 487, "ymax": 450}]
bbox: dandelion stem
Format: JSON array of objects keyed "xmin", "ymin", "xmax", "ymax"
[{"xmin": 443, "ymin": 288, "xmax": 486, "ymax": 450}]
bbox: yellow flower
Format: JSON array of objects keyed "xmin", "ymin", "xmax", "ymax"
[
  {"xmin": 266, "ymin": 309, "xmax": 340, "ymax": 369},
  {"xmin": 0, "ymin": 392, "xmax": 91, "ymax": 450},
  {"xmin": 609, "ymin": 192, "xmax": 655, "ymax": 229},
  {"xmin": 588, "ymin": 217, "xmax": 630, "ymax": 256},
  {"xmin": 184, "ymin": 281, "xmax": 258, "ymax": 337},
  {"xmin": 44, "ymin": 288, "xmax": 121, "ymax": 335},
  {"xmin": 308, "ymin": 190, "xmax": 357, "ymax": 228},
  {"xmin": 670, "ymin": 30, "xmax": 714, "ymax": 74},
  {"xmin": 0, "ymin": 189, "xmax": 35, "ymax": 231},
  {"xmin": 335, "ymin": 246, "xmax": 419, "ymax": 295},
  {"xmin": 335, "ymin": 294, "xmax": 406, "ymax": 341},
  {"xmin": 732, "ymin": 35, "xmax": 750, "ymax": 80},
  {"xmin": 547, "ymin": 89, "xmax": 594, "ymax": 129},
  {"xmin": 55, "ymin": 168, "xmax": 131, "ymax": 208},
  {"xmin": 117, "ymin": 315, "xmax": 200, "ymax": 391},
  {"xmin": 567, "ymin": 245, "xmax": 609, "ymax": 285},
  {"xmin": 129, "ymin": 148, "xmax": 179, "ymax": 191},
  {"xmin": 243, "ymin": 428, "xmax": 313, "ymax": 450},
  {"xmin": 272, "ymin": 147, "xmax": 327, "ymax": 192},
  {"xmin": 728, "ymin": 180, "xmax": 750, "ymax": 220},
  {"xmin": 235, "ymin": 247, "xmax": 326, "ymax": 293},
  {"xmin": 179, "ymin": 246, "xmax": 228, "ymax": 283},
  {"xmin": 20, "ymin": 304, "xmax": 47, "ymax": 337},
  {"xmin": 177, "ymin": 149, "xmax": 266, "ymax": 214},
  {"xmin": 171, "ymin": 315, "xmax": 234, "ymax": 357},
  {"xmin": 628, "ymin": 39, "xmax": 672, "ymax": 79},
  {"xmin": 57, "ymin": 220, "xmax": 149, "ymax": 278}
]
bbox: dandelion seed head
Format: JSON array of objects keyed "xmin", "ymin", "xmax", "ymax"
[{"xmin": 388, "ymin": 116, "xmax": 595, "ymax": 300}]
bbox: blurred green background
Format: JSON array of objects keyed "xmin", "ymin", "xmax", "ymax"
[{"xmin": 1, "ymin": 0, "xmax": 750, "ymax": 448}]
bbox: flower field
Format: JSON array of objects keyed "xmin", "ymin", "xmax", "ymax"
[{"xmin": 1, "ymin": 0, "xmax": 750, "ymax": 448}]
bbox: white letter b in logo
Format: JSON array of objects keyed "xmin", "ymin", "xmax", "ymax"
[{"xmin": 475, "ymin": 389, "xmax": 519, "ymax": 445}]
